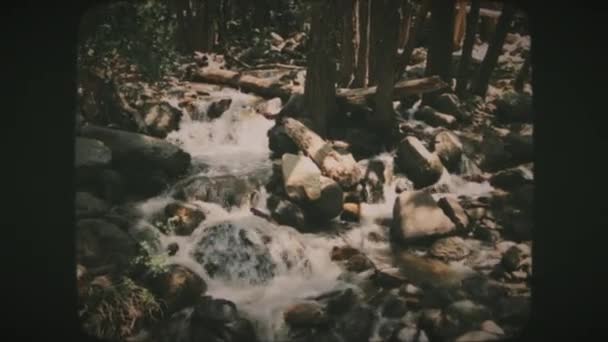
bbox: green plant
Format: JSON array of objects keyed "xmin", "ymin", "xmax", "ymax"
[
  {"xmin": 132, "ymin": 240, "xmax": 170, "ymax": 277},
  {"xmin": 80, "ymin": 276, "xmax": 163, "ymax": 340}
]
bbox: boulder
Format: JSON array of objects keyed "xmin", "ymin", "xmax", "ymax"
[
  {"xmin": 99, "ymin": 169, "xmax": 126, "ymax": 203},
  {"xmin": 173, "ymin": 175, "xmax": 255, "ymax": 208},
  {"xmin": 207, "ymin": 98, "xmax": 233, "ymax": 119},
  {"xmin": 267, "ymin": 195, "xmax": 306, "ymax": 230},
  {"xmin": 326, "ymin": 288, "xmax": 357, "ymax": 315},
  {"xmin": 80, "ymin": 124, "xmax": 190, "ymax": 178},
  {"xmin": 74, "ymin": 138, "xmax": 112, "ymax": 182},
  {"xmin": 167, "ymin": 242, "xmax": 179, "ymax": 256},
  {"xmin": 334, "ymin": 305, "xmax": 375, "ymax": 342},
  {"xmin": 164, "ymin": 202, "xmax": 206, "ymax": 236},
  {"xmin": 501, "ymin": 244, "xmax": 531, "ymax": 272},
  {"xmin": 282, "ymin": 153, "xmax": 323, "ymax": 202},
  {"xmin": 76, "ymin": 219, "xmax": 137, "ymax": 268},
  {"xmin": 434, "ymin": 131, "xmax": 463, "ymax": 173},
  {"xmin": 391, "ymin": 191, "xmax": 456, "ymax": 242},
  {"xmin": 437, "ymin": 196, "xmax": 470, "ymax": 230},
  {"xmin": 306, "ymin": 176, "xmax": 344, "ymax": 221},
  {"xmin": 432, "ymin": 93, "xmax": 467, "ymax": 121},
  {"xmin": 454, "ymin": 331, "xmax": 501, "ymax": 341},
  {"xmin": 145, "ymin": 264, "xmax": 207, "ymax": 315},
  {"xmin": 396, "ymin": 137, "xmax": 445, "ymax": 189},
  {"xmin": 382, "ymin": 294, "xmax": 408, "ymax": 318},
  {"xmin": 284, "ymin": 302, "xmax": 329, "ymax": 328},
  {"xmin": 190, "ymin": 296, "xmax": 259, "ymax": 342},
  {"xmin": 341, "ymin": 202, "xmax": 360, "ymax": 222},
  {"xmin": 489, "ymin": 163, "xmax": 533, "ymax": 190},
  {"xmin": 268, "ymin": 124, "xmax": 299, "ymax": 156},
  {"xmin": 415, "ymin": 106, "xmax": 457, "ymax": 128},
  {"xmin": 445, "ymin": 300, "xmax": 492, "ymax": 325},
  {"xmin": 494, "ymin": 91, "xmax": 533, "ymax": 123},
  {"xmin": 75, "ymin": 192, "xmax": 109, "ymax": 219},
  {"xmin": 429, "ymin": 237, "xmax": 471, "ymax": 261},
  {"xmin": 144, "ymin": 102, "xmax": 182, "ymax": 138},
  {"xmin": 255, "ymin": 97, "xmax": 282, "ymax": 118},
  {"xmin": 359, "ymin": 158, "xmax": 388, "ymax": 203}
]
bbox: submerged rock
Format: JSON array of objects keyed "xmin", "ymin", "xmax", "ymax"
[
  {"xmin": 396, "ymin": 137, "xmax": 444, "ymax": 189},
  {"xmin": 391, "ymin": 191, "xmax": 456, "ymax": 242},
  {"xmin": 334, "ymin": 304, "xmax": 375, "ymax": 342},
  {"xmin": 267, "ymin": 195, "xmax": 306, "ymax": 230},
  {"xmin": 164, "ymin": 202, "xmax": 206, "ymax": 236},
  {"xmin": 207, "ymin": 98, "xmax": 233, "ymax": 119},
  {"xmin": 284, "ymin": 302, "xmax": 329, "ymax": 328}
]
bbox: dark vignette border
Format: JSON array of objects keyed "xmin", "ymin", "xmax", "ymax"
[{"xmin": 4, "ymin": 1, "xmax": 608, "ymax": 341}]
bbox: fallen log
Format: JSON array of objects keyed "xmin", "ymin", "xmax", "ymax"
[
  {"xmin": 282, "ymin": 117, "xmax": 362, "ymax": 189},
  {"xmin": 192, "ymin": 68, "xmax": 447, "ymax": 109}
]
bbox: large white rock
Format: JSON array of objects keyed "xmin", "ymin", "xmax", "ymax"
[
  {"xmin": 391, "ymin": 191, "xmax": 456, "ymax": 242},
  {"xmin": 282, "ymin": 153, "xmax": 322, "ymax": 201}
]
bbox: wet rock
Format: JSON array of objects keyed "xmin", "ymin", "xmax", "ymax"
[
  {"xmin": 99, "ymin": 169, "xmax": 126, "ymax": 203},
  {"xmin": 489, "ymin": 163, "xmax": 533, "ymax": 191},
  {"xmin": 268, "ymin": 124, "xmax": 299, "ymax": 156},
  {"xmin": 454, "ymin": 330, "xmax": 501, "ymax": 341},
  {"xmin": 80, "ymin": 124, "xmax": 191, "ymax": 178},
  {"xmin": 167, "ymin": 242, "xmax": 179, "ymax": 256},
  {"xmin": 331, "ymin": 246, "xmax": 360, "ymax": 261},
  {"xmin": 446, "ymin": 300, "xmax": 492, "ymax": 325},
  {"xmin": 189, "ymin": 296, "xmax": 259, "ymax": 342},
  {"xmin": 341, "ymin": 202, "xmax": 360, "ymax": 222},
  {"xmin": 207, "ymin": 98, "xmax": 233, "ymax": 119},
  {"xmin": 126, "ymin": 168, "xmax": 171, "ymax": 198},
  {"xmin": 382, "ymin": 295, "xmax": 408, "ymax": 318},
  {"xmin": 193, "ymin": 221, "xmax": 277, "ymax": 284},
  {"xmin": 368, "ymin": 231, "xmax": 387, "ymax": 243},
  {"xmin": 255, "ymin": 97, "xmax": 282, "ymax": 118},
  {"xmin": 494, "ymin": 91, "xmax": 533, "ymax": 123},
  {"xmin": 396, "ymin": 137, "xmax": 444, "ymax": 189},
  {"xmin": 432, "ymin": 93, "xmax": 467, "ymax": 121},
  {"xmin": 306, "ymin": 176, "xmax": 344, "ymax": 221},
  {"xmin": 193, "ymin": 296, "xmax": 239, "ymax": 324},
  {"xmin": 334, "ymin": 305, "xmax": 375, "ymax": 342},
  {"xmin": 394, "ymin": 176, "xmax": 414, "ymax": 194},
  {"xmin": 429, "ymin": 237, "xmax": 471, "ymax": 261},
  {"xmin": 373, "ymin": 268, "xmax": 408, "ymax": 289},
  {"xmin": 145, "ymin": 264, "xmax": 206, "ymax": 315},
  {"xmin": 391, "ymin": 191, "xmax": 456, "ymax": 242},
  {"xmin": 75, "ymin": 137, "xmax": 112, "ymax": 170},
  {"xmin": 282, "ymin": 153, "xmax": 323, "ymax": 201},
  {"xmin": 326, "ymin": 288, "xmax": 357, "ymax": 315},
  {"xmin": 75, "ymin": 192, "xmax": 109, "ymax": 219},
  {"xmin": 505, "ymin": 124, "xmax": 533, "ymax": 164},
  {"xmin": 143, "ymin": 102, "xmax": 182, "ymax": 138},
  {"xmin": 479, "ymin": 128, "xmax": 514, "ymax": 172},
  {"xmin": 359, "ymin": 158, "xmax": 388, "ymax": 203},
  {"xmin": 433, "ymin": 131, "xmax": 463, "ymax": 173},
  {"xmin": 173, "ymin": 175, "xmax": 254, "ymax": 208},
  {"xmin": 480, "ymin": 320, "xmax": 504, "ymax": 336},
  {"xmin": 502, "ymin": 244, "xmax": 531, "ymax": 272},
  {"xmin": 164, "ymin": 202, "xmax": 206, "ymax": 236},
  {"xmin": 437, "ymin": 196, "xmax": 470, "ymax": 230},
  {"xmin": 76, "ymin": 219, "xmax": 137, "ymax": 269},
  {"xmin": 284, "ymin": 302, "xmax": 329, "ymax": 328},
  {"xmin": 346, "ymin": 254, "xmax": 375, "ymax": 273},
  {"xmin": 268, "ymin": 195, "xmax": 306, "ymax": 229},
  {"xmin": 415, "ymin": 106, "xmax": 457, "ymax": 128}
]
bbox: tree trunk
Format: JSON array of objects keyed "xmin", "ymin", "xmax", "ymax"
[
  {"xmin": 453, "ymin": 0, "xmax": 467, "ymax": 50},
  {"xmin": 304, "ymin": 0, "xmax": 338, "ymax": 137},
  {"xmin": 253, "ymin": 0, "xmax": 271, "ymax": 28},
  {"xmin": 367, "ymin": 0, "xmax": 383, "ymax": 85},
  {"xmin": 202, "ymin": 0, "xmax": 220, "ymax": 52},
  {"xmin": 396, "ymin": 0, "xmax": 430, "ymax": 78},
  {"xmin": 372, "ymin": 0, "xmax": 402, "ymax": 140},
  {"xmin": 339, "ymin": 0, "xmax": 359, "ymax": 88},
  {"xmin": 472, "ymin": 3, "xmax": 516, "ymax": 97},
  {"xmin": 425, "ymin": 0, "xmax": 456, "ymax": 83},
  {"xmin": 283, "ymin": 118, "xmax": 362, "ymax": 189},
  {"xmin": 514, "ymin": 52, "xmax": 531, "ymax": 92},
  {"xmin": 455, "ymin": 0, "xmax": 480, "ymax": 96},
  {"xmin": 398, "ymin": 0, "xmax": 413, "ymax": 51},
  {"xmin": 353, "ymin": 0, "xmax": 370, "ymax": 87}
]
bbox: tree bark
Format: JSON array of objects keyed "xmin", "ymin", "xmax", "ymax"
[
  {"xmin": 396, "ymin": 0, "xmax": 430, "ymax": 78},
  {"xmin": 339, "ymin": 0, "xmax": 359, "ymax": 88},
  {"xmin": 425, "ymin": 0, "xmax": 456, "ymax": 83},
  {"xmin": 453, "ymin": 0, "xmax": 468, "ymax": 50},
  {"xmin": 367, "ymin": 0, "xmax": 383, "ymax": 85},
  {"xmin": 304, "ymin": 0, "xmax": 338, "ymax": 137},
  {"xmin": 283, "ymin": 118, "xmax": 362, "ymax": 189},
  {"xmin": 472, "ymin": 3, "xmax": 516, "ymax": 97},
  {"xmin": 372, "ymin": 0, "xmax": 402, "ymax": 138},
  {"xmin": 353, "ymin": 0, "xmax": 370, "ymax": 87},
  {"xmin": 455, "ymin": 0, "xmax": 480, "ymax": 96},
  {"xmin": 398, "ymin": 0, "xmax": 413, "ymax": 51}
]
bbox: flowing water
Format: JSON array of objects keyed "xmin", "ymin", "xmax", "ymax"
[{"xmin": 129, "ymin": 87, "xmax": 497, "ymax": 341}]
